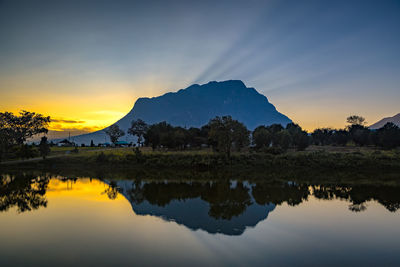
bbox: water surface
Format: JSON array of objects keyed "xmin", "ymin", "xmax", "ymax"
[{"xmin": 0, "ymin": 174, "xmax": 399, "ymax": 266}]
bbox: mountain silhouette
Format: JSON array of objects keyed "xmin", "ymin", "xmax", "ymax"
[
  {"xmin": 62, "ymin": 80, "xmax": 291, "ymax": 144},
  {"xmin": 369, "ymin": 113, "xmax": 400, "ymax": 129}
]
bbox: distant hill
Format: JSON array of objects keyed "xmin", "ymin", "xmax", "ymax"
[
  {"xmin": 369, "ymin": 113, "xmax": 400, "ymax": 129},
  {"xmin": 59, "ymin": 80, "xmax": 291, "ymax": 145},
  {"xmin": 30, "ymin": 130, "xmax": 91, "ymax": 143}
]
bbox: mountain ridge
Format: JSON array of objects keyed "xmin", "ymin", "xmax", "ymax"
[
  {"xmin": 369, "ymin": 113, "xmax": 400, "ymax": 129},
  {"xmin": 115, "ymin": 80, "xmax": 290, "ymax": 130},
  {"xmin": 54, "ymin": 80, "xmax": 291, "ymax": 144}
]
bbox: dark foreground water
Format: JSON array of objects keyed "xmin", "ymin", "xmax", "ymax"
[{"xmin": 0, "ymin": 173, "xmax": 400, "ymax": 266}]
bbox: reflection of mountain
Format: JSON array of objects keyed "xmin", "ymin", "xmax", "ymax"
[
  {"xmin": 133, "ymin": 198, "xmax": 274, "ymax": 235},
  {"xmin": 112, "ymin": 180, "xmax": 275, "ymax": 236}
]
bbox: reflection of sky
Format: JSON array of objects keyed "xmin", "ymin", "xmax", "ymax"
[
  {"xmin": 0, "ymin": 0, "xmax": 399, "ymax": 131},
  {"xmin": 0, "ymin": 178, "xmax": 399, "ymax": 266}
]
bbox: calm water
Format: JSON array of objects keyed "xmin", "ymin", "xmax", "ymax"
[{"xmin": 1, "ymin": 173, "xmax": 400, "ymax": 266}]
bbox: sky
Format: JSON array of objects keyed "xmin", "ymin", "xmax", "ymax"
[{"xmin": 0, "ymin": 0, "xmax": 399, "ymax": 132}]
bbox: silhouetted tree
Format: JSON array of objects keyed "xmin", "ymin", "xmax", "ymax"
[
  {"xmin": 128, "ymin": 119, "xmax": 148, "ymax": 147},
  {"xmin": 312, "ymin": 128, "xmax": 334, "ymax": 145},
  {"xmin": 346, "ymin": 115, "xmax": 366, "ymax": 126},
  {"xmin": 286, "ymin": 123, "xmax": 309, "ymax": 150},
  {"xmin": 0, "ymin": 111, "xmax": 50, "ymax": 145},
  {"xmin": 331, "ymin": 129, "xmax": 349, "ymax": 146},
  {"xmin": 276, "ymin": 130, "xmax": 291, "ymax": 150},
  {"xmin": 145, "ymin": 121, "xmax": 173, "ymax": 150},
  {"xmin": 90, "ymin": 140, "xmax": 94, "ymax": 147},
  {"xmin": 208, "ymin": 116, "xmax": 249, "ymax": 157},
  {"xmin": 348, "ymin": 124, "xmax": 370, "ymax": 146},
  {"xmin": 104, "ymin": 125, "xmax": 125, "ymax": 145},
  {"xmin": 266, "ymin": 124, "xmax": 284, "ymax": 147},
  {"xmin": 252, "ymin": 126, "xmax": 272, "ymax": 150},
  {"xmin": 187, "ymin": 127, "xmax": 206, "ymax": 148},
  {"xmin": 39, "ymin": 136, "xmax": 50, "ymax": 159},
  {"xmin": 0, "ymin": 111, "xmax": 50, "ymax": 160},
  {"xmin": 17, "ymin": 144, "xmax": 37, "ymax": 159},
  {"xmin": 375, "ymin": 122, "xmax": 400, "ymax": 149}
]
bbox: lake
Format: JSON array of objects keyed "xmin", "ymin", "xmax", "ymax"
[{"xmin": 1, "ymin": 173, "xmax": 399, "ymax": 266}]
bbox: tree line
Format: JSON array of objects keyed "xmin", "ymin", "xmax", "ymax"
[
  {"xmin": 105, "ymin": 116, "xmax": 310, "ymax": 157},
  {"xmin": 1, "ymin": 110, "xmax": 400, "ymax": 162},
  {"xmin": 106, "ymin": 114, "xmax": 400, "ymax": 157},
  {"xmin": 311, "ymin": 115, "xmax": 400, "ymax": 149}
]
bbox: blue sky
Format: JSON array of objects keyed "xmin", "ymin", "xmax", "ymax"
[{"xmin": 0, "ymin": 0, "xmax": 399, "ymax": 131}]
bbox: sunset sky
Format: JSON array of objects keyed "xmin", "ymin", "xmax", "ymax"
[{"xmin": 0, "ymin": 0, "xmax": 399, "ymax": 132}]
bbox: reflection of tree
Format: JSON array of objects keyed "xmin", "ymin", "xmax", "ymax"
[
  {"xmin": 348, "ymin": 203, "xmax": 367, "ymax": 212},
  {"xmin": 124, "ymin": 180, "xmax": 252, "ymax": 219},
  {"xmin": 0, "ymin": 173, "xmax": 49, "ymax": 213},
  {"xmin": 312, "ymin": 185, "xmax": 400, "ymax": 213},
  {"xmin": 201, "ymin": 182, "xmax": 251, "ymax": 220},
  {"xmin": 109, "ymin": 178, "xmax": 400, "ymax": 216},
  {"xmin": 128, "ymin": 182, "xmax": 202, "ymax": 206},
  {"xmin": 252, "ymin": 182, "xmax": 309, "ymax": 206},
  {"xmin": 102, "ymin": 181, "xmax": 121, "ymax": 200}
]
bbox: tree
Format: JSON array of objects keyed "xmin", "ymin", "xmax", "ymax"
[
  {"xmin": 128, "ymin": 119, "xmax": 148, "ymax": 147},
  {"xmin": 376, "ymin": 122, "xmax": 400, "ymax": 149},
  {"xmin": 187, "ymin": 127, "xmax": 206, "ymax": 148},
  {"xmin": 0, "ymin": 111, "xmax": 50, "ymax": 145},
  {"xmin": 0, "ymin": 111, "xmax": 50, "ymax": 161},
  {"xmin": 266, "ymin": 124, "xmax": 284, "ymax": 147},
  {"xmin": 252, "ymin": 126, "xmax": 271, "ymax": 150},
  {"xmin": 348, "ymin": 124, "xmax": 370, "ymax": 146},
  {"xmin": 90, "ymin": 140, "xmax": 94, "ymax": 147},
  {"xmin": 312, "ymin": 128, "xmax": 334, "ymax": 146},
  {"xmin": 144, "ymin": 121, "xmax": 172, "ymax": 150},
  {"xmin": 208, "ymin": 116, "xmax": 249, "ymax": 158},
  {"xmin": 276, "ymin": 130, "xmax": 291, "ymax": 150},
  {"xmin": 104, "ymin": 125, "xmax": 125, "ymax": 145},
  {"xmin": 39, "ymin": 136, "xmax": 51, "ymax": 159},
  {"xmin": 331, "ymin": 129, "xmax": 349, "ymax": 146},
  {"xmin": 346, "ymin": 115, "xmax": 366, "ymax": 126},
  {"xmin": 286, "ymin": 123, "xmax": 309, "ymax": 151}
]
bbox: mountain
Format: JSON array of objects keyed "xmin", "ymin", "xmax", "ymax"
[
  {"xmin": 61, "ymin": 80, "xmax": 291, "ymax": 145},
  {"xmin": 29, "ymin": 130, "xmax": 91, "ymax": 143},
  {"xmin": 369, "ymin": 113, "xmax": 400, "ymax": 129}
]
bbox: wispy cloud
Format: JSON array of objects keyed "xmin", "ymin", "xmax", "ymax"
[
  {"xmin": 49, "ymin": 124, "xmax": 102, "ymax": 132},
  {"xmin": 51, "ymin": 119, "xmax": 85, "ymax": 124}
]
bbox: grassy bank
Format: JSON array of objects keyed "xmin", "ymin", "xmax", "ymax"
[{"xmin": 1, "ymin": 147, "xmax": 399, "ymax": 185}]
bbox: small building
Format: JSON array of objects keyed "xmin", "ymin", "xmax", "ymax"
[
  {"xmin": 57, "ymin": 139, "xmax": 75, "ymax": 147},
  {"xmin": 99, "ymin": 142, "xmax": 111, "ymax": 147},
  {"xmin": 115, "ymin": 141, "xmax": 129, "ymax": 147}
]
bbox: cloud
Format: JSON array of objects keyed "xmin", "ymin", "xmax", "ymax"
[
  {"xmin": 49, "ymin": 124, "xmax": 102, "ymax": 133},
  {"xmin": 51, "ymin": 118, "xmax": 85, "ymax": 124}
]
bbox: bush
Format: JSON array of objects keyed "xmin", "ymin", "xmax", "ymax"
[{"xmin": 96, "ymin": 152, "xmax": 107, "ymax": 163}]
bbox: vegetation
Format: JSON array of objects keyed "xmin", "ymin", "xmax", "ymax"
[
  {"xmin": 253, "ymin": 122, "xmax": 309, "ymax": 152},
  {"xmin": 0, "ymin": 111, "xmax": 50, "ymax": 161},
  {"xmin": 104, "ymin": 124, "xmax": 125, "ymax": 145},
  {"xmin": 128, "ymin": 119, "xmax": 148, "ymax": 146},
  {"xmin": 311, "ymin": 115, "xmax": 400, "ymax": 149},
  {"xmin": 2, "ymin": 171, "xmax": 400, "ymax": 217},
  {"xmin": 208, "ymin": 116, "xmax": 249, "ymax": 157},
  {"xmin": 1, "ymin": 111, "xmax": 400, "ymax": 168},
  {"xmin": 39, "ymin": 136, "xmax": 51, "ymax": 159}
]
